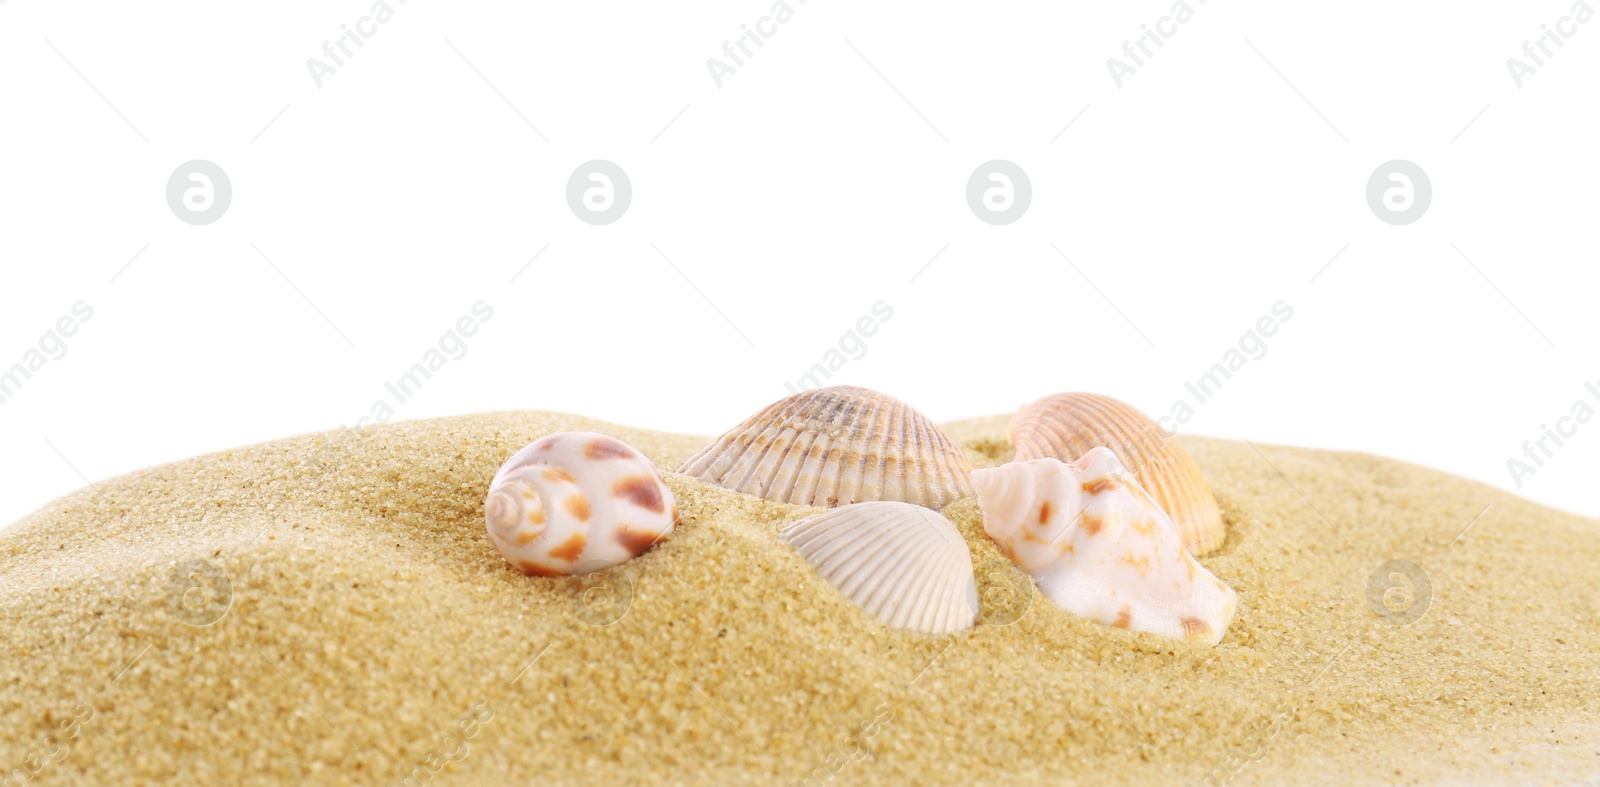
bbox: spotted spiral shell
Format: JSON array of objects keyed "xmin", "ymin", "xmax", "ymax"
[{"xmin": 485, "ymin": 432, "xmax": 678, "ymax": 577}]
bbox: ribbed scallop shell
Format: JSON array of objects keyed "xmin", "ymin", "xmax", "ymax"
[
  {"xmin": 1011, "ymin": 393, "xmax": 1224, "ymax": 555},
  {"xmin": 679, "ymin": 386, "xmax": 973, "ymax": 510},
  {"xmin": 779, "ymin": 501, "xmax": 978, "ymax": 634}
]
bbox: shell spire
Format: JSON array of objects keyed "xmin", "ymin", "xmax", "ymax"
[
  {"xmin": 485, "ymin": 432, "xmax": 678, "ymax": 577},
  {"xmin": 1011, "ymin": 392, "xmax": 1225, "ymax": 555},
  {"xmin": 679, "ymin": 386, "xmax": 973, "ymax": 510},
  {"xmin": 972, "ymin": 448, "xmax": 1237, "ymax": 645}
]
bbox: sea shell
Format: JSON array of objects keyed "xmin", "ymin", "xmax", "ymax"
[
  {"xmin": 779, "ymin": 501, "xmax": 978, "ymax": 634},
  {"xmin": 971, "ymin": 447, "xmax": 1237, "ymax": 645},
  {"xmin": 679, "ymin": 386, "xmax": 973, "ymax": 510},
  {"xmin": 485, "ymin": 432, "xmax": 678, "ymax": 577},
  {"xmin": 1011, "ymin": 392, "xmax": 1225, "ymax": 555}
]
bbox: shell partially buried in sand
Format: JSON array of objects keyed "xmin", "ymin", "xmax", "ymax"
[
  {"xmin": 1011, "ymin": 392, "xmax": 1225, "ymax": 555},
  {"xmin": 485, "ymin": 432, "xmax": 678, "ymax": 577},
  {"xmin": 972, "ymin": 448, "xmax": 1237, "ymax": 645},
  {"xmin": 679, "ymin": 385, "xmax": 974, "ymax": 510},
  {"xmin": 780, "ymin": 501, "xmax": 978, "ymax": 635}
]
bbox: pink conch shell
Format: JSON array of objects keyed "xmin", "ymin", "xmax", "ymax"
[
  {"xmin": 971, "ymin": 447, "xmax": 1238, "ymax": 645},
  {"xmin": 485, "ymin": 432, "xmax": 678, "ymax": 577},
  {"xmin": 1011, "ymin": 392, "xmax": 1225, "ymax": 556}
]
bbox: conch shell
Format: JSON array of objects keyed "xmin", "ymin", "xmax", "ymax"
[
  {"xmin": 679, "ymin": 386, "xmax": 973, "ymax": 510},
  {"xmin": 971, "ymin": 447, "xmax": 1237, "ymax": 645},
  {"xmin": 485, "ymin": 432, "xmax": 678, "ymax": 577},
  {"xmin": 1011, "ymin": 392, "xmax": 1225, "ymax": 555},
  {"xmin": 780, "ymin": 501, "xmax": 978, "ymax": 635}
]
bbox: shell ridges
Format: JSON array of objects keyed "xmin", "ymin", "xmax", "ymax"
[
  {"xmin": 779, "ymin": 501, "xmax": 978, "ymax": 635},
  {"xmin": 680, "ymin": 386, "xmax": 974, "ymax": 510}
]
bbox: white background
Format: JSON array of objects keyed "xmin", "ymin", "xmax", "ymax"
[{"xmin": 1, "ymin": 0, "xmax": 1596, "ymax": 531}]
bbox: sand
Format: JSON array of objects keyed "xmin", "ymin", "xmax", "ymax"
[{"xmin": 1, "ymin": 411, "xmax": 1597, "ymax": 786}]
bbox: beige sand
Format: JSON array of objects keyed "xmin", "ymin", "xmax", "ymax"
[{"xmin": 1, "ymin": 411, "xmax": 1596, "ymax": 786}]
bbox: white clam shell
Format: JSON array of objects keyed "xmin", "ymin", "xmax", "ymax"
[
  {"xmin": 485, "ymin": 432, "xmax": 678, "ymax": 577},
  {"xmin": 779, "ymin": 501, "xmax": 978, "ymax": 635},
  {"xmin": 972, "ymin": 448, "xmax": 1237, "ymax": 645},
  {"xmin": 679, "ymin": 386, "xmax": 973, "ymax": 510}
]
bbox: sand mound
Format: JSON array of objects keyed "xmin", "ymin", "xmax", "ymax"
[{"xmin": 1, "ymin": 412, "xmax": 1596, "ymax": 785}]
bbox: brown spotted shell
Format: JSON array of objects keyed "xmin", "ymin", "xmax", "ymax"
[
  {"xmin": 679, "ymin": 386, "xmax": 973, "ymax": 510},
  {"xmin": 485, "ymin": 432, "xmax": 678, "ymax": 577},
  {"xmin": 1010, "ymin": 392, "xmax": 1224, "ymax": 555}
]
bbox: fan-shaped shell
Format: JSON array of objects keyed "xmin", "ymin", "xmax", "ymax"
[
  {"xmin": 1011, "ymin": 392, "xmax": 1224, "ymax": 555},
  {"xmin": 972, "ymin": 448, "xmax": 1237, "ymax": 645},
  {"xmin": 779, "ymin": 501, "xmax": 978, "ymax": 634},
  {"xmin": 485, "ymin": 432, "xmax": 678, "ymax": 577},
  {"xmin": 679, "ymin": 386, "xmax": 973, "ymax": 510}
]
